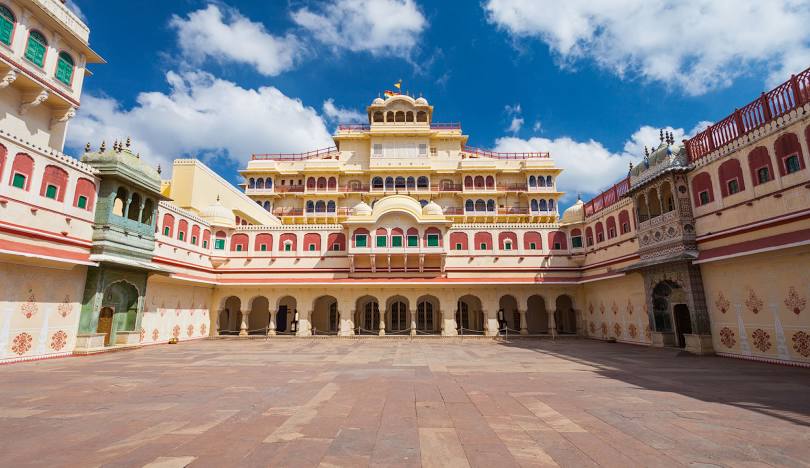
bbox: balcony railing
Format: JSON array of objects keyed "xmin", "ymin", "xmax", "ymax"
[
  {"xmin": 584, "ymin": 177, "xmax": 631, "ymax": 217},
  {"xmin": 461, "ymin": 146, "xmax": 550, "ymax": 159},
  {"xmin": 337, "ymin": 124, "xmax": 370, "ymax": 131},
  {"xmin": 686, "ymin": 66, "xmax": 810, "ymax": 162},
  {"xmin": 252, "ymin": 146, "xmax": 339, "ymax": 161},
  {"xmin": 430, "ymin": 122, "xmax": 461, "ymax": 130},
  {"xmin": 274, "ymin": 185, "xmax": 305, "ymax": 193}
]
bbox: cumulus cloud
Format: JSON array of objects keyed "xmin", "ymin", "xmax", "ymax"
[
  {"xmin": 492, "ymin": 122, "xmax": 709, "ymax": 200},
  {"xmin": 484, "ymin": 0, "xmax": 810, "ymax": 95},
  {"xmin": 322, "ymin": 98, "xmax": 366, "ymax": 123},
  {"xmin": 170, "ymin": 4, "xmax": 303, "ymax": 76},
  {"xmin": 67, "ymin": 72, "xmax": 333, "ymax": 174},
  {"xmin": 292, "ymin": 0, "xmax": 427, "ymax": 58},
  {"xmin": 504, "ymin": 104, "xmax": 523, "ymax": 134}
]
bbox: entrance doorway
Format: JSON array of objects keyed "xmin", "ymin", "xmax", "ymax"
[
  {"xmin": 276, "ymin": 305, "xmax": 288, "ymax": 333},
  {"xmin": 97, "ymin": 307, "xmax": 113, "ymax": 345},
  {"xmin": 673, "ymin": 304, "xmax": 692, "ymax": 348}
]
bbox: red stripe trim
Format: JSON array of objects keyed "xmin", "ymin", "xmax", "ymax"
[
  {"xmin": 0, "ymin": 220, "xmax": 92, "ymax": 247},
  {"xmin": 0, "ymin": 238, "xmax": 91, "ymax": 261},
  {"xmin": 697, "ymin": 228, "xmax": 810, "ymax": 262}
]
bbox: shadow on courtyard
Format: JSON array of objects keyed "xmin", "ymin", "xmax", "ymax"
[{"xmin": 495, "ymin": 337, "xmax": 810, "ymax": 427}]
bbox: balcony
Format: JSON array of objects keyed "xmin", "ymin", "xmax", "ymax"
[{"xmin": 252, "ymin": 147, "xmax": 339, "ymax": 161}]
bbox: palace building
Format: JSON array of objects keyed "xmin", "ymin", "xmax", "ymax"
[{"xmin": 1, "ymin": 0, "xmax": 809, "ymax": 367}]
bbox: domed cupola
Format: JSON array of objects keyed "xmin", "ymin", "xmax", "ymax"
[
  {"xmin": 352, "ymin": 200, "xmax": 372, "ymax": 217},
  {"xmin": 561, "ymin": 198, "xmax": 585, "ymax": 224},
  {"xmin": 201, "ymin": 196, "xmax": 235, "ymax": 227},
  {"xmin": 422, "ymin": 200, "xmax": 442, "ymax": 216},
  {"xmin": 372, "ymin": 97, "xmax": 385, "ymax": 105},
  {"xmin": 415, "ymin": 96, "xmax": 428, "ymax": 105}
]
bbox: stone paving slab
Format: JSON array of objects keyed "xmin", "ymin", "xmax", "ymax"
[{"xmin": 0, "ymin": 339, "xmax": 809, "ymax": 467}]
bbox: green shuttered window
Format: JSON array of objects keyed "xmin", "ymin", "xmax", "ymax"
[
  {"xmin": 55, "ymin": 52, "xmax": 74, "ymax": 85},
  {"xmin": 25, "ymin": 30, "xmax": 47, "ymax": 67},
  {"xmin": 0, "ymin": 6, "xmax": 15, "ymax": 46}
]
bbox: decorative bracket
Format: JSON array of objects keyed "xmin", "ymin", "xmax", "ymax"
[
  {"xmin": 20, "ymin": 89, "xmax": 49, "ymax": 115},
  {"xmin": 0, "ymin": 69, "xmax": 18, "ymax": 89},
  {"xmin": 50, "ymin": 106, "xmax": 75, "ymax": 129}
]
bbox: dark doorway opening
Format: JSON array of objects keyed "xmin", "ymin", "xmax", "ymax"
[
  {"xmin": 276, "ymin": 305, "xmax": 288, "ymax": 333},
  {"xmin": 673, "ymin": 304, "xmax": 692, "ymax": 348}
]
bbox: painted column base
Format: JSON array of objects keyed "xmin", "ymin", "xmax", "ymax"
[
  {"xmin": 651, "ymin": 331, "xmax": 676, "ymax": 347},
  {"xmin": 75, "ymin": 333, "xmax": 107, "ymax": 351},
  {"xmin": 684, "ymin": 334, "xmax": 715, "ymax": 355},
  {"xmin": 115, "ymin": 331, "xmax": 141, "ymax": 345}
]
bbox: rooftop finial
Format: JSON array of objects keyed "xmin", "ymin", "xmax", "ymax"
[
  {"xmin": 84, "ymin": 142, "xmax": 90, "ymax": 152},
  {"xmin": 659, "ymin": 129, "xmax": 664, "ymax": 143},
  {"xmin": 216, "ymin": 194, "xmax": 220, "ymax": 202},
  {"xmin": 156, "ymin": 164, "xmax": 161, "ymax": 174},
  {"xmin": 100, "ymin": 140, "xmax": 106, "ymax": 152},
  {"xmin": 126, "ymin": 136, "xmax": 131, "ymax": 148},
  {"xmin": 644, "ymin": 146, "xmax": 649, "ymax": 157},
  {"xmin": 628, "ymin": 161, "xmax": 633, "ymax": 174}
]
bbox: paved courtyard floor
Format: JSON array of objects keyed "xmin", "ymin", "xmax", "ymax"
[{"xmin": 1, "ymin": 339, "xmax": 809, "ymax": 467}]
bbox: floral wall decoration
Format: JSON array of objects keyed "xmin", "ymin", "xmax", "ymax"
[{"xmin": 784, "ymin": 287, "xmax": 806, "ymax": 315}]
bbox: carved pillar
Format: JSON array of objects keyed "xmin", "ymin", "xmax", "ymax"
[
  {"xmin": 547, "ymin": 309, "xmax": 557, "ymax": 337},
  {"xmin": 410, "ymin": 309, "xmax": 417, "ymax": 336},
  {"xmin": 239, "ymin": 311, "xmax": 250, "ymax": 336},
  {"xmin": 123, "ymin": 196, "xmax": 132, "ymax": 219},
  {"xmin": 339, "ymin": 308, "xmax": 354, "ymax": 336},
  {"xmin": 519, "ymin": 309, "xmax": 528, "ymax": 335},
  {"xmin": 267, "ymin": 310, "xmax": 276, "ymax": 336},
  {"xmin": 484, "ymin": 310, "xmax": 499, "ymax": 337},
  {"xmin": 378, "ymin": 310, "xmax": 386, "ymax": 336}
]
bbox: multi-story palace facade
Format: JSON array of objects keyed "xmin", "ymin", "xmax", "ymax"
[{"xmin": 1, "ymin": 0, "xmax": 809, "ymax": 367}]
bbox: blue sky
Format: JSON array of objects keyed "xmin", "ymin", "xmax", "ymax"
[{"xmin": 65, "ymin": 0, "xmax": 810, "ymax": 208}]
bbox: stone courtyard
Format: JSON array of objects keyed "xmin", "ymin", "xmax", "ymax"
[{"xmin": 1, "ymin": 339, "xmax": 808, "ymax": 467}]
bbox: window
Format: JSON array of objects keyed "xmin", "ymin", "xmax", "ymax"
[
  {"xmin": 504, "ymin": 241, "xmax": 512, "ymax": 250},
  {"xmin": 0, "ymin": 5, "xmax": 14, "ymax": 45},
  {"xmin": 391, "ymin": 235, "xmax": 403, "ymax": 247},
  {"xmin": 284, "ymin": 242, "xmax": 292, "ymax": 252},
  {"xmin": 571, "ymin": 237, "xmax": 582, "ymax": 248},
  {"xmin": 332, "ymin": 243, "xmax": 341, "ymax": 251},
  {"xmin": 163, "ymin": 226, "xmax": 170, "ymax": 236},
  {"xmin": 356, "ymin": 234, "xmax": 368, "ymax": 247},
  {"xmin": 430, "ymin": 147, "xmax": 437, "ymax": 156},
  {"xmin": 480, "ymin": 243, "xmax": 487, "ymax": 250},
  {"xmin": 554, "ymin": 242, "xmax": 562, "ymax": 250},
  {"xmin": 203, "ymin": 240, "xmax": 209, "ymax": 248},
  {"xmin": 427, "ymin": 234, "xmax": 439, "ymax": 247},
  {"xmin": 757, "ymin": 167, "xmax": 771, "ymax": 184},
  {"xmin": 44, "ymin": 184, "xmax": 57, "ymax": 199},
  {"xmin": 373, "ymin": 144, "xmax": 382, "ymax": 156},
  {"xmin": 235, "ymin": 243, "xmax": 242, "ymax": 252},
  {"xmin": 419, "ymin": 144, "xmax": 427, "ymax": 156},
  {"xmin": 24, "ymin": 30, "xmax": 47, "ymax": 67},
  {"xmin": 308, "ymin": 244, "xmax": 316, "ymax": 251},
  {"xmin": 178, "ymin": 231, "xmax": 185, "ymax": 241},
  {"xmin": 407, "ymin": 235, "xmax": 418, "ymax": 247},
  {"xmin": 259, "ymin": 244, "xmax": 267, "ymax": 251},
  {"xmin": 785, "ymin": 154, "xmax": 801, "ymax": 174},
  {"xmin": 622, "ymin": 223, "xmax": 629, "ymax": 234},
  {"xmin": 55, "ymin": 51, "xmax": 74, "ymax": 86},
  {"xmin": 12, "ymin": 172, "xmax": 25, "ymax": 189},
  {"xmin": 529, "ymin": 242, "xmax": 537, "ymax": 250},
  {"xmin": 455, "ymin": 243, "xmax": 462, "ymax": 250},
  {"xmin": 376, "ymin": 235, "xmax": 387, "ymax": 247},
  {"xmin": 214, "ymin": 239, "xmax": 225, "ymax": 250},
  {"xmin": 191, "ymin": 236, "xmax": 197, "ymax": 245},
  {"xmin": 77, "ymin": 195, "xmax": 88, "ymax": 209},
  {"xmin": 699, "ymin": 191, "xmax": 710, "ymax": 205},
  {"xmin": 727, "ymin": 178, "xmax": 740, "ymax": 195}
]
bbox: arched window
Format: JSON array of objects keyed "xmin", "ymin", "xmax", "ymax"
[
  {"xmin": 127, "ymin": 192, "xmax": 141, "ymax": 221},
  {"xmin": 475, "ymin": 199, "xmax": 486, "ymax": 211},
  {"xmin": 248, "ymin": 178, "xmax": 255, "ymax": 188},
  {"xmin": 262, "ymin": 200, "xmax": 271, "ymax": 211},
  {"xmin": 485, "ymin": 176, "xmax": 494, "ymax": 189},
  {"xmin": 498, "ymin": 232, "xmax": 517, "ymax": 250},
  {"xmin": 406, "ymin": 111, "xmax": 414, "ymax": 122},
  {"xmin": 373, "ymin": 111, "xmax": 383, "ymax": 122},
  {"xmin": 375, "ymin": 228, "xmax": 388, "ymax": 247},
  {"xmin": 529, "ymin": 175, "xmax": 536, "ymax": 187},
  {"xmin": 9, "ymin": 153, "xmax": 33, "ymax": 190},
  {"xmin": 112, "ymin": 187, "xmax": 127, "ymax": 216},
  {"xmin": 464, "ymin": 176, "xmax": 473, "ymax": 188},
  {"xmin": 395, "ymin": 176, "xmax": 406, "ymax": 188},
  {"xmin": 279, "ymin": 233, "xmax": 297, "ymax": 251},
  {"xmin": 327, "ymin": 200, "xmax": 336, "ymax": 212},
  {"xmin": 425, "ymin": 227, "xmax": 442, "ymax": 247},
  {"xmin": 317, "ymin": 177, "xmax": 327, "ymax": 190},
  {"xmin": 406, "ymin": 176, "xmax": 415, "ymax": 189},
  {"xmin": 486, "ymin": 199, "xmax": 495, "ymax": 212},
  {"xmin": 390, "ymin": 227, "xmax": 404, "ymax": 247},
  {"xmin": 416, "ymin": 111, "xmax": 427, "ymax": 122},
  {"xmin": 327, "ymin": 233, "xmax": 345, "ymax": 251},
  {"xmin": 315, "ymin": 200, "xmax": 326, "ymax": 213},
  {"xmin": 417, "ymin": 176, "xmax": 429, "ymax": 188},
  {"xmin": 546, "ymin": 176, "xmax": 553, "ymax": 186},
  {"xmin": 372, "ymin": 176, "xmax": 383, "ymax": 189},
  {"xmin": 465, "ymin": 199, "xmax": 474, "ymax": 212},
  {"xmin": 306, "ymin": 177, "xmax": 315, "ymax": 189},
  {"xmin": 548, "ymin": 199, "xmax": 555, "ymax": 211},
  {"xmin": 474, "ymin": 176, "xmax": 484, "ymax": 188},
  {"xmin": 74, "ymin": 178, "xmax": 96, "ymax": 210},
  {"xmin": 618, "ymin": 210, "xmax": 631, "ymax": 234},
  {"xmin": 327, "ymin": 177, "xmax": 336, "ymax": 190},
  {"xmin": 24, "ymin": 30, "xmax": 47, "ymax": 68},
  {"xmin": 718, "ymin": 158, "xmax": 745, "ymax": 197},
  {"xmin": 570, "ymin": 228, "xmax": 583, "ymax": 248},
  {"xmin": 266, "ymin": 177, "xmax": 273, "ymax": 188},
  {"xmin": 595, "ymin": 222, "xmax": 605, "ymax": 243},
  {"xmin": 55, "ymin": 51, "xmax": 74, "ymax": 86},
  {"xmin": 691, "ymin": 172, "xmax": 714, "ymax": 206},
  {"xmin": 386, "ymin": 111, "xmax": 394, "ymax": 122},
  {"xmin": 538, "ymin": 176, "xmax": 546, "ymax": 187},
  {"xmin": 449, "ymin": 232, "xmax": 468, "ymax": 250},
  {"xmin": 203, "ymin": 230, "xmax": 211, "ymax": 249},
  {"xmin": 606, "ymin": 216, "xmax": 617, "ymax": 239},
  {"xmin": 40, "ymin": 164, "xmax": 68, "ymax": 201},
  {"xmin": 474, "ymin": 232, "xmax": 492, "ymax": 250},
  {"xmin": 530, "ymin": 199, "xmax": 538, "ymax": 212},
  {"xmin": 214, "ymin": 231, "xmax": 226, "ymax": 250},
  {"xmin": 162, "ymin": 213, "xmax": 175, "ymax": 237},
  {"xmin": 190, "ymin": 224, "xmax": 200, "ymax": 245},
  {"xmin": 0, "ymin": 5, "xmax": 15, "ymax": 46},
  {"xmin": 230, "ymin": 234, "xmax": 248, "ymax": 252},
  {"xmin": 304, "ymin": 233, "xmax": 321, "ymax": 252},
  {"xmin": 353, "ymin": 228, "xmax": 369, "ymax": 247},
  {"xmin": 538, "ymin": 199, "xmax": 547, "ymax": 211},
  {"xmin": 256, "ymin": 178, "xmax": 264, "ymax": 189},
  {"xmin": 420, "ymin": 199, "xmax": 428, "ymax": 207},
  {"xmin": 305, "ymin": 200, "xmax": 314, "ymax": 213},
  {"xmin": 548, "ymin": 231, "xmax": 567, "ymax": 250},
  {"xmin": 524, "ymin": 231, "xmax": 542, "ymax": 250},
  {"xmin": 586, "ymin": 227, "xmax": 594, "ymax": 246},
  {"xmin": 177, "ymin": 219, "xmax": 188, "ymax": 242},
  {"xmin": 395, "ymin": 111, "xmax": 405, "ymax": 122},
  {"xmin": 385, "ymin": 176, "xmax": 394, "ymax": 189},
  {"xmin": 775, "ymin": 132, "xmax": 805, "ymax": 175},
  {"xmin": 254, "ymin": 233, "xmax": 272, "ymax": 252}
]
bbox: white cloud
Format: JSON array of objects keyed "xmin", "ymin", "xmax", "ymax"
[
  {"xmin": 170, "ymin": 4, "xmax": 303, "ymax": 76},
  {"xmin": 67, "ymin": 72, "xmax": 333, "ymax": 174},
  {"xmin": 292, "ymin": 0, "xmax": 427, "ymax": 58},
  {"xmin": 322, "ymin": 98, "xmax": 366, "ymax": 123},
  {"xmin": 484, "ymin": 0, "xmax": 810, "ymax": 95},
  {"xmin": 492, "ymin": 122, "xmax": 708, "ymax": 199},
  {"xmin": 505, "ymin": 104, "xmax": 523, "ymax": 134}
]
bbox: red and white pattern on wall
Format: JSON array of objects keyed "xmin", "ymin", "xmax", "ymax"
[
  {"xmin": 159, "ymin": 301, "xmax": 166, "ymax": 317},
  {"xmin": 611, "ymin": 301, "xmax": 618, "ymax": 315},
  {"xmin": 600, "ymin": 302, "xmax": 605, "ymax": 315},
  {"xmin": 715, "ymin": 291, "xmax": 730, "ymax": 314},
  {"xmin": 745, "ymin": 288, "xmax": 764, "ymax": 314},
  {"xmin": 57, "ymin": 295, "xmax": 72, "ymax": 318},
  {"xmin": 784, "ymin": 287, "xmax": 806, "ymax": 315},
  {"xmin": 600, "ymin": 322, "xmax": 608, "ymax": 337},
  {"xmin": 628, "ymin": 323, "xmax": 638, "ymax": 339},
  {"xmin": 589, "ymin": 322, "xmax": 596, "ymax": 335},
  {"xmin": 152, "ymin": 328, "xmax": 160, "ymax": 341},
  {"xmin": 751, "ymin": 328, "xmax": 771, "ymax": 352},
  {"xmin": 200, "ymin": 323, "xmax": 207, "ymax": 336},
  {"xmin": 719, "ymin": 327, "xmax": 736, "ymax": 349},
  {"xmin": 50, "ymin": 330, "xmax": 67, "ymax": 351},
  {"xmin": 644, "ymin": 324, "xmax": 651, "ymax": 340},
  {"xmin": 20, "ymin": 289, "xmax": 38, "ymax": 319},
  {"xmin": 626, "ymin": 299, "xmax": 634, "ymax": 316},
  {"xmin": 187, "ymin": 324, "xmax": 194, "ymax": 337},
  {"xmin": 11, "ymin": 332, "xmax": 32, "ymax": 355},
  {"xmin": 613, "ymin": 323, "xmax": 622, "ymax": 337},
  {"xmin": 139, "ymin": 327, "xmax": 146, "ymax": 343},
  {"xmin": 792, "ymin": 331, "xmax": 810, "ymax": 358},
  {"xmin": 172, "ymin": 325, "xmax": 181, "ymax": 339},
  {"xmin": 176, "ymin": 301, "xmax": 182, "ymax": 317}
]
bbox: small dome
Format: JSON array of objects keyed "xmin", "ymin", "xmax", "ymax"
[
  {"xmin": 352, "ymin": 201, "xmax": 372, "ymax": 216},
  {"xmin": 561, "ymin": 199, "xmax": 585, "ymax": 224},
  {"xmin": 422, "ymin": 200, "xmax": 442, "ymax": 216},
  {"xmin": 201, "ymin": 198, "xmax": 235, "ymax": 226},
  {"xmin": 415, "ymin": 97, "xmax": 428, "ymax": 105},
  {"xmin": 372, "ymin": 97, "xmax": 384, "ymax": 105}
]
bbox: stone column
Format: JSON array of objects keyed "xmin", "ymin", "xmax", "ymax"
[
  {"xmin": 239, "ymin": 311, "xmax": 250, "ymax": 336},
  {"xmin": 339, "ymin": 308, "xmax": 354, "ymax": 336},
  {"xmin": 484, "ymin": 311, "xmax": 499, "ymax": 337},
  {"xmin": 547, "ymin": 309, "xmax": 557, "ymax": 338},
  {"xmin": 519, "ymin": 309, "xmax": 528, "ymax": 335},
  {"xmin": 410, "ymin": 309, "xmax": 417, "ymax": 336},
  {"xmin": 378, "ymin": 311, "xmax": 386, "ymax": 336},
  {"xmin": 267, "ymin": 310, "xmax": 276, "ymax": 336},
  {"xmin": 296, "ymin": 311, "xmax": 312, "ymax": 336}
]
